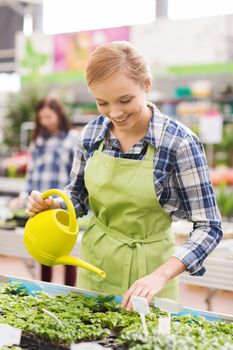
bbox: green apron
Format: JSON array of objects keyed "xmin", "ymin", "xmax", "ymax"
[{"xmin": 78, "ymin": 141, "xmax": 179, "ymax": 300}]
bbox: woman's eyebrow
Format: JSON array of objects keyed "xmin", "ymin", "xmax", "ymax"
[
  {"xmin": 96, "ymin": 94, "xmax": 133, "ymax": 102},
  {"xmin": 96, "ymin": 98, "xmax": 106, "ymax": 102},
  {"xmin": 119, "ymin": 94, "xmax": 133, "ymax": 99}
]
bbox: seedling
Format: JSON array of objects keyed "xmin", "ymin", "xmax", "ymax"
[{"xmin": 0, "ymin": 283, "xmax": 232, "ymax": 349}]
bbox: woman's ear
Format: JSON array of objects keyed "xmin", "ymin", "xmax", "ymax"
[{"xmin": 144, "ymin": 78, "xmax": 152, "ymax": 93}]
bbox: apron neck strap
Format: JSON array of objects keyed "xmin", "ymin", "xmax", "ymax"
[
  {"xmin": 98, "ymin": 140, "xmax": 154, "ymax": 160},
  {"xmin": 98, "ymin": 140, "xmax": 105, "ymax": 151},
  {"xmin": 145, "ymin": 143, "xmax": 155, "ymax": 161}
]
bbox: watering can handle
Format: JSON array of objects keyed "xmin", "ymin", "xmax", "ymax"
[{"xmin": 41, "ymin": 189, "xmax": 77, "ymax": 233}]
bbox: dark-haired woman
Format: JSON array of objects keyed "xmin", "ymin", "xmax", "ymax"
[{"xmin": 15, "ymin": 98, "xmax": 79, "ymax": 285}]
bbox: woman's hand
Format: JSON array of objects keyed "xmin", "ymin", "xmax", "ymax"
[
  {"xmin": 25, "ymin": 190, "xmax": 60, "ymax": 217},
  {"xmin": 121, "ymin": 257, "xmax": 186, "ymax": 311},
  {"xmin": 121, "ymin": 271, "xmax": 167, "ymax": 311}
]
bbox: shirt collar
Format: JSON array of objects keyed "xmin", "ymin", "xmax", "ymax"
[
  {"xmin": 93, "ymin": 102, "xmax": 167, "ymax": 150},
  {"xmin": 94, "ymin": 117, "xmax": 111, "ymax": 144},
  {"xmin": 144, "ymin": 102, "xmax": 167, "ymax": 150}
]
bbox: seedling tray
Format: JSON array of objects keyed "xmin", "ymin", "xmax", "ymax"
[
  {"xmin": 19, "ymin": 333, "xmax": 123, "ymax": 350},
  {"xmin": 0, "ymin": 274, "xmax": 232, "ymax": 350},
  {"xmin": 0, "ymin": 274, "xmax": 232, "ymax": 323},
  {"xmin": 20, "ymin": 333, "xmax": 67, "ymax": 350}
]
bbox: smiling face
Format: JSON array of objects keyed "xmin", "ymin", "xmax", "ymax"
[
  {"xmin": 91, "ymin": 72, "xmax": 152, "ymax": 132},
  {"xmin": 85, "ymin": 42, "xmax": 153, "ymax": 133}
]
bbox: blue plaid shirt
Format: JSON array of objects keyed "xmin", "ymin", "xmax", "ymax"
[
  {"xmin": 64, "ymin": 103, "xmax": 222, "ymax": 277},
  {"xmin": 26, "ymin": 130, "xmax": 79, "ymax": 195}
]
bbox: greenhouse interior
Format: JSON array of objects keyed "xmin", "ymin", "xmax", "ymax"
[{"xmin": 0, "ymin": 0, "xmax": 232, "ymax": 349}]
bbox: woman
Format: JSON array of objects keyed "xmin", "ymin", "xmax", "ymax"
[
  {"xmin": 26, "ymin": 42, "xmax": 222, "ymax": 310},
  {"xmin": 24, "ymin": 97, "xmax": 79, "ymax": 286}
]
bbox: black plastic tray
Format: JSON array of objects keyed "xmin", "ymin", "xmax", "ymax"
[
  {"xmin": 20, "ymin": 333, "xmax": 68, "ymax": 350},
  {"xmin": 20, "ymin": 333, "xmax": 124, "ymax": 350}
]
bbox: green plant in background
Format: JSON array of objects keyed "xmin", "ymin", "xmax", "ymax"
[
  {"xmin": 3, "ymin": 86, "xmax": 46, "ymax": 152},
  {"xmin": 20, "ymin": 38, "xmax": 49, "ymax": 82},
  {"xmin": 216, "ymin": 181, "xmax": 233, "ymax": 219},
  {"xmin": 214, "ymin": 123, "xmax": 233, "ymax": 167}
]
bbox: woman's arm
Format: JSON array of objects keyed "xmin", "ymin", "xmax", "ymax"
[
  {"xmin": 60, "ymin": 127, "xmax": 89, "ymax": 217},
  {"xmin": 122, "ymin": 129, "xmax": 222, "ymax": 311},
  {"xmin": 122, "ymin": 257, "xmax": 186, "ymax": 311},
  {"xmin": 172, "ymin": 133, "xmax": 222, "ymax": 276}
]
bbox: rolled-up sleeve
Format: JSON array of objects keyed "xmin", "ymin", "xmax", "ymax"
[
  {"xmin": 61, "ymin": 129, "xmax": 89, "ymax": 217},
  {"xmin": 172, "ymin": 134, "xmax": 222, "ymax": 276}
]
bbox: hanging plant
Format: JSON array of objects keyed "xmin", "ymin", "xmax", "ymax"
[{"xmin": 3, "ymin": 85, "xmax": 46, "ymax": 152}]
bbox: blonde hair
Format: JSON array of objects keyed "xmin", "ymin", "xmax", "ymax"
[{"xmin": 85, "ymin": 41, "xmax": 152, "ymax": 88}]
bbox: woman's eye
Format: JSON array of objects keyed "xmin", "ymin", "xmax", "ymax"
[
  {"xmin": 97, "ymin": 98, "xmax": 131, "ymax": 106},
  {"xmin": 120, "ymin": 99, "xmax": 131, "ymax": 104}
]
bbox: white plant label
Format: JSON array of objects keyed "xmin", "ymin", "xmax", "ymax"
[
  {"xmin": 158, "ymin": 315, "xmax": 171, "ymax": 335},
  {"xmin": 154, "ymin": 297, "xmax": 183, "ymax": 314},
  {"xmin": 132, "ymin": 296, "xmax": 150, "ymax": 337},
  {"xmin": 71, "ymin": 343, "xmax": 105, "ymax": 349},
  {"xmin": 132, "ymin": 296, "xmax": 150, "ymax": 315},
  {"xmin": 42, "ymin": 308, "xmax": 64, "ymax": 328},
  {"xmin": 0, "ymin": 324, "xmax": 22, "ymax": 346}
]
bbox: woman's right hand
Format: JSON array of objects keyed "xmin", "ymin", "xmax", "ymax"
[{"xmin": 25, "ymin": 190, "xmax": 60, "ymax": 217}]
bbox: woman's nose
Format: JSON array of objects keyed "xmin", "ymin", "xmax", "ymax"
[{"xmin": 109, "ymin": 109, "xmax": 124, "ymax": 119}]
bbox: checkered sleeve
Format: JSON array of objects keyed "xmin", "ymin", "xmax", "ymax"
[
  {"xmin": 61, "ymin": 127, "xmax": 89, "ymax": 217},
  {"xmin": 172, "ymin": 133, "xmax": 223, "ymax": 276}
]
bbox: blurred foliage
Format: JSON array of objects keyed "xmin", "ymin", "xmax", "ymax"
[
  {"xmin": 214, "ymin": 123, "xmax": 233, "ymax": 167},
  {"xmin": 20, "ymin": 39, "xmax": 49, "ymax": 79},
  {"xmin": 216, "ymin": 181, "xmax": 233, "ymax": 219},
  {"xmin": 3, "ymin": 86, "xmax": 46, "ymax": 152}
]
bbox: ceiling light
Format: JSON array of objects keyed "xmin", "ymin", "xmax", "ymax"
[{"xmin": 43, "ymin": 0, "xmax": 155, "ymax": 34}]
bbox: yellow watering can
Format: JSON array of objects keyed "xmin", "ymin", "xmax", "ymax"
[{"xmin": 24, "ymin": 189, "xmax": 105, "ymax": 278}]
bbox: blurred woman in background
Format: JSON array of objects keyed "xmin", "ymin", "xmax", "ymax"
[{"xmin": 13, "ymin": 97, "xmax": 79, "ymax": 286}]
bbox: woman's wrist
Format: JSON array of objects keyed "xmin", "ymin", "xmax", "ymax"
[{"xmin": 152, "ymin": 257, "xmax": 186, "ymax": 282}]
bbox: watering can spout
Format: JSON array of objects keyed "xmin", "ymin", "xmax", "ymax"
[{"xmin": 55, "ymin": 255, "xmax": 106, "ymax": 278}]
